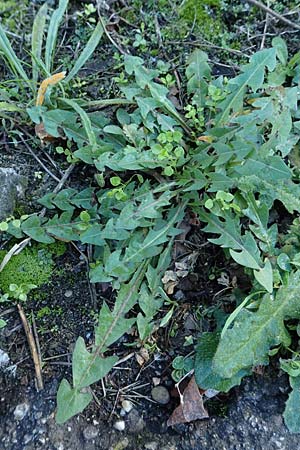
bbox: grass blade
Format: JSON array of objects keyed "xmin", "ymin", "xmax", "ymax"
[
  {"xmin": 59, "ymin": 98, "xmax": 97, "ymax": 146},
  {"xmin": 0, "ymin": 23, "xmax": 31, "ymax": 89},
  {"xmin": 32, "ymin": 2, "xmax": 48, "ymax": 86},
  {"xmin": 64, "ymin": 21, "xmax": 104, "ymax": 83},
  {"xmin": 45, "ymin": 0, "xmax": 68, "ymax": 72}
]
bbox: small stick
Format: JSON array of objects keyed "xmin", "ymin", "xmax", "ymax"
[
  {"xmin": 19, "ymin": 135, "xmax": 60, "ymax": 182},
  {"xmin": 17, "ymin": 303, "xmax": 44, "ymax": 391},
  {"xmin": 96, "ymin": 7, "xmax": 127, "ymax": 55},
  {"xmin": 31, "ymin": 311, "xmax": 43, "ymax": 376},
  {"xmin": 260, "ymin": 0, "xmax": 270, "ymax": 50},
  {"xmin": 247, "ymin": 0, "xmax": 300, "ymax": 31},
  {"xmin": 154, "ymin": 15, "xmax": 163, "ymax": 48}
]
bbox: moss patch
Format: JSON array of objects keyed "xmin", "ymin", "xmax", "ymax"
[
  {"xmin": 0, "ymin": 246, "xmax": 55, "ymax": 293},
  {"xmin": 179, "ymin": 0, "xmax": 225, "ymax": 43}
]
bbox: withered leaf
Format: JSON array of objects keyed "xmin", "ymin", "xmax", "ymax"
[{"xmin": 167, "ymin": 376, "xmax": 209, "ymax": 426}]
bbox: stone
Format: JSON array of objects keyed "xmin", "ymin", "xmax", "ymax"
[
  {"xmin": 0, "ymin": 349, "xmax": 10, "ymax": 368},
  {"xmin": 83, "ymin": 425, "xmax": 98, "ymax": 440},
  {"xmin": 121, "ymin": 400, "xmax": 133, "ymax": 413},
  {"xmin": 144, "ymin": 442, "xmax": 158, "ymax": 450},
  {"xmin": 13, "ymin": 402, "xmax": 30, "ymax": 421},
  {"xmin": 114, "ymin": 420, "xmax": 125, "ymax": 431},
  {"xmin": 64, "ymin": 290, "xmax": 73, "ymax": 298},
  {"xmin": 127, "ymin": 409, "xmax": 145, "ymax": 433},
  {"xmin": 151, "ymin": 386, "xmax": 170, "ymax": 405},
  {"xmin": 0, "ymin": 168, "xmax": 27, "ymax": 221}
]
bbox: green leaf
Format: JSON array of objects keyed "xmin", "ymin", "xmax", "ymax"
[
  {"xmin": 0, "ymin": 23, "xmax": 30, "ymax": 88},
  {"xmin": 238, "ymin": 176, "xmax": 300, "ymax": 213},
  {"xmin": 234, "ymin": 156, "xmax": 291, "ymax": 181},
  {"xmin": 213, "ymin": 271, "xmax": 300, "ymax": 379},
  {"xmin": 283, "ymin": 376, "xmax": 300, "ymax": 433},
  {"xmin": 45, "ymin": 0, "xmax": 69, "ymax": 72},
  {"xmin": 229, "ymin": 232, "xmax": 261, "ymax": 270},
  {"xmin": 186, "ymin": 49, "xmax": 211, "ymax": 105},
  {"xmin": 46, "ymin": 211, "xmax": 79, "ymax": 241},
  {"xmin": 254, "ymin": 259, "xmax": 273, "ymax": 293},
  {"xmin": 64, "ymin": 21, "xmax": 104, "ymax": 83},
  {"xmin": 195, "ymin": 332, "xmax": 250, "ymax": 391},
  {"xmin": 59, "ymin": 98, "xmax": 97, "ymax": 147},
  {"xmin": 21, "ymin": 215, "xmax": 54, "ymax": 243},
  {"xmin": 216, "ymin": 48, "xmax": 276, "ymax": 124},
  {"xmin": 56, "ymin": 379, "xmax": 92, "ymax": 424},
  {"xmin": 95, "ymin": 302, "xmax": 136, "ymax": 349},
  {"xmin": 52, "ymin": 188, "xmax": 76, "ymax": 211},
  {"xmin": 72, "ymin": 337, "xmax": 117, "ymax": 389},
  {"xmin": 272, "ymin": 36, "xmax": 288, "ymax": 65},
  {"xmin": 199, "ymin": 210, "xmax": 262, "ymax": 270},
  {"xmin": 79, "ymin": 224, "xmax": 105, "ymax": 246},
  {"xmin": 31, "ymin": 2, "xmax": 48, "ymax": 85}
]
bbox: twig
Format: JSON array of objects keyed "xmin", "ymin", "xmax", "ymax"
[
  {"xmin": 17, "ymin": 303, "xmax": 44, "ymax": 391},
  {"xmin": 19, "ymin": 135, "xmax": 60, "ymax": 182},
  {"xmin": 96, "ymin": 6, "xmax": 127, "ymax": 55},
  {"xmin": 247, "ymin": 0, "xmax": 300, "ymax": 31},
  {"xmin": 31, "ymin": 311, "xmax": 43, "ymax": 376},
  {"xmin": 260, "ymin": 13, "xmax": 269, "ymax": 49},
  {"xmin": 154, "ymin": 15, "xmax": 163, "ymax": 48}
]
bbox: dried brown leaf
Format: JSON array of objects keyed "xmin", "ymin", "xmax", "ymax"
[{"xmin": 167, "ymin": 376, "xmax": 209, "ymax": 427}]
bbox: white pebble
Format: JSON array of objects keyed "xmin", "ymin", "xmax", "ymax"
[
  {"xmin": 64, "ymin": 290, "xmax": 73, "ymax": 298},
  {"xmin": 114, "ymin": 420, "xmax": 125, "ymax": 431},
  {"xmin": 121, "ymin": 400, "xmax": 133, "ymax": 413},
  {"xmin": 14, "ymin": 402, "xmax": 29, "ymax": 421}
]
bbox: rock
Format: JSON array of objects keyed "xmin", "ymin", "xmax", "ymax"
[
  {"xmin": 0, "ymin": 168, "xmax": 27, "ymax": 221},
  {"xmin": 64, "ymin": 290, "xmax": 73, "ymax": 298},
  {"xmin": 144, "ymin": 442, "xmax": 159, "ymax": 450},
  {"xmin": 151, "ymin": 386, "xmax": 170, "ymax": 405},
  {"xmin": 109, "ymin": 438, "xmax": 129, "ymax": 450},
  {"xmin": 127, "ymin": 409, "xmax": 145, "ymax": 433},
  {"xmin": 121, "ymin": 400, "xmax": 133, "ymax": 413},
  {"xmin": 114, "ymin": 420, "xmax": 125, "ymax": 431},
  {"xmin": 0, "ymin": 349, "xmax": 10, "ymax": 368},
  {"xmin": 83, "ymin": 425, "xmax": 98, "ymax": 440},
  {"xmin": 13, "ymin": 402, "xmax": 30, "ymax": 420}
]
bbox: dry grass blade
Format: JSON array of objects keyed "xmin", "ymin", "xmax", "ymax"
[
  {"xmin": 64, "ymin": 21, "xmax": 104, "ymax": 83},
  {"xmin": 31, "ymin": 2, "xmax": 48, "ymax": 86},
  {"xmin": 45, "ymin": 0, "xmax": 69, "ymax": 72},
  {"xmin": 0, "ymin": 23, "xmax": 31, "ymax": 89},
  {"xmin": 0, "ymin": 238, "xmax": 31, "ymax": 273}
]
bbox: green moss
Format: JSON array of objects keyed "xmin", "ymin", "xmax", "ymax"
[
  {"xmin": 179, "ymin": 0, "xmax": 225, "ymax": 43},
  {"xmin": 0, "ymin": 246, "xmax": 54, "ymax": 293},
  {"xmin": 48, "ymin": 241, "xmax": 67, "ymax": 257},
  {"xmin": 0, "ymin": 0, "xmax": 28, "ymax": 29}
]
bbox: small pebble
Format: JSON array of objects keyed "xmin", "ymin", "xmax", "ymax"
[
  {"xmin": 204, "ymin": 389, "xmax": 219, "ymax": 398},
  {"xmin": 114, "ymin": 420, "xmax": 126, "ymax": 431},
  {"xmin": 151, "ymin": 386, "xmax": 170, "ymax": 405},
  {"xmin": 0, "ymin": 349, "xmax": 10, "ymax": 368},
  {"xmin": 144, "ymin": 442, "xmax": 158, "ymax": 450},
  {"xmin": 109, "ymin": 438, "xmax": 129, "ymax": 450},
  {"xmin": 64, "ymin": 290, "xmax": 73, "ymax": 298},
  {"xmin": 14, "ymin": 402, "xmax": 30, "ymax": 421},
  {"xmin": 152, "ymin": 377, "xmax": 160, "ymax": 386},
  {"xmin": 83, "ymin": 425, "xmax": 98, "ymax": 440},
  {"xmin": 127, "ymin": 409, "xmax": 145, "ymax": 433},
  {"xmin": 121, "ymin": 400, "xmax": 133, "ymax": 413}
]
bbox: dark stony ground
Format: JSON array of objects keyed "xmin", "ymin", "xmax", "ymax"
[
  {"xmin": 2, "ymin": 1, "xmax": 300, "ymax": 449},
  {"xmin": 1, "ymin": 370, "xmax": 299, "ymax": 450}
]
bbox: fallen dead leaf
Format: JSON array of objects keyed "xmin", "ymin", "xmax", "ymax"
[{"xmin": 167, "ymin": 376, "xmax": 209, "ymax": 427}]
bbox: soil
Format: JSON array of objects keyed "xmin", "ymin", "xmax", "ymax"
[{"xmin": 1, "ymin": 1, "xmax": 300, "ymax": 449}]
